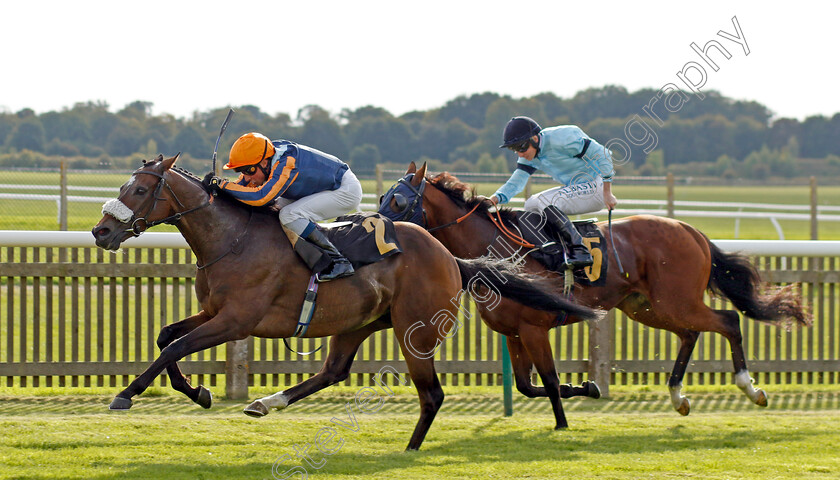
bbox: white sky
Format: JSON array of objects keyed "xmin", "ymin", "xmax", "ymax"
[{"xmin": 1, "ymin": 0, "xmax": 837, "ymax": 122}]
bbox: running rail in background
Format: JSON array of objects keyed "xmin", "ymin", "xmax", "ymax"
[{"xmin": 1, "ymin": 230, "xmax": 840, "ymax": 256}]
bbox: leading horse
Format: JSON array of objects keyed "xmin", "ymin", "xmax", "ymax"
[
  {"xmin": 91, "ymin": 154, "xmax": 600, "ymax": 450},
  {"xmin": 379, "ymin": 162, "xmax": 811, "ymax": 415}
]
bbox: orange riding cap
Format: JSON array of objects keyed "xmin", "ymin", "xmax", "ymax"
[{"xmin": 224, "ymin": 132, "xmax": 276, "ymax": 169}]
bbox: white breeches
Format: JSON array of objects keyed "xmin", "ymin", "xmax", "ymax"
[{"xmin": 524, "ymin": 177, "xmax": 606, "ymax": 215}]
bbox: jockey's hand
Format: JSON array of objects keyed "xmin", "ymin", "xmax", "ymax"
[
  {"xmin": 202, "ymin": 172, "xmax": 224, "ymax": 194},
  {"xmin": 475, "ymin": 194, "xmax": 498, "ymax": 205}
]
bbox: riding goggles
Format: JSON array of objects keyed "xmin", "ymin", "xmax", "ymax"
[
  {"xmin": 233, "ymin": 163, "xmax": 260, "ymax": 175},
  {"xmin": 507, "ymin": 140, "xmax": 531, "ymax": 153}
]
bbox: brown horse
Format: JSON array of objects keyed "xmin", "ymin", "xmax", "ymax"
[
  {"xmin": 378, "ymin": 162, "xmax": 811, "ymax": 415},
  {"xmin": 91, "ymin": 154, "xmax": 600, "ymax": 450}
]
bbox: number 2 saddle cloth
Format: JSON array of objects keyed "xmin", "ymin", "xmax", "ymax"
[{"xmin": 325, "ymin": 212, "xmax": 403, "ymax": 268}]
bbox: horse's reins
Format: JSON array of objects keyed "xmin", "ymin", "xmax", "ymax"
[
  {"xmin": 486, "ymin": 209, "xmax": 536, "ymax": 248},
  {"xmin": 125, "ymin": 170, "xmax": 212, "ymax": 235},
  {"xmin": 427, "ymin": 202, "xmax": 481, "ymax": 233},
  {"xmin": 109, "ymin": 168, "xmax": 252, "ymax": 270}
]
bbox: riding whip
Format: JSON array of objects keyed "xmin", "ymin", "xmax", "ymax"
[
  {"xmin": 608, "ymin": 209, "xmax": 626, "ymax": 277},
  {"xmin": 211, "ymin": 108, "xmax": 235, "ymax": 174}
]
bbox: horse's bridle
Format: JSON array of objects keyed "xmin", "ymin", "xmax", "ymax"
[
  {"xmin": 379, "ymin": 174, "xmax": 428, "ymax": 226},
  {"xmin": 104, "ymin": 169, "xmax": 211, "ymax": 236},
  {"xmin": 380, "ymin": 174, "xmax": 484, "ymax": 234}
]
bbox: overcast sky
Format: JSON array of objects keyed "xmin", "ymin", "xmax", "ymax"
[{"xmin": 2, "ymin": 0, "xmax": 837, "ymax": 122}]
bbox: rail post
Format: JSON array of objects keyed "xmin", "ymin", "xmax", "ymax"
[
  {"xmin": 501, "ymin": 336, "xmax": 513, "ymax": 416},
  {"xmin": 811, "ymin": 176, "xmax": 818, "ymax": 240},
  {"xmin": 588, "ymin": 309, "xmax": 613, "ymax": 398},
  {"xmin": 59, "ymin": 160, "xmax": 68, "ymax": 230},
  {"xmin": 376, "ymin": 164, "xmax": 383, "ymax": 200},
  {"xmin": 666, "ymin": 172, "xmax": 675, "ymax": 219},
  {"xmin": 225, "ymin": 339, "xmax": 249, "ymax": 400}
]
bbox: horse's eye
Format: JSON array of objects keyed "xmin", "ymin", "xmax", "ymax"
[
  {"xmin": 135, "ymin": 187, "xmax": 147, "ymax": 195},
  {"xmin": 394, "ymin": 193, "xmax": 408, "ymax": 212}
]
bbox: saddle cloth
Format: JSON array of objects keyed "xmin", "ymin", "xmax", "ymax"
[
  {"xmin": 326, "ymin": 212, "xmax": 402, "ymax": 269},
  {"xmin": 513, "ymin": 212, "xmax": 608, "ymax": 286}
]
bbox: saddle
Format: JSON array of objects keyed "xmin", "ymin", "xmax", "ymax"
[{"xmin": 512, "ymin": 212, "xmax": 607, "ymax": 286}]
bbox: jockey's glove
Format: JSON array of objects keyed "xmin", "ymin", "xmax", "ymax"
[{"xmin": 202, "ymin": 172, "xmax": 224, "ymax": 194}]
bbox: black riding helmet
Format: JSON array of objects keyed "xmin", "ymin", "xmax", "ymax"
[{"xmin": 499, "ymin": 116, "xmax": 542, "ymax": 149}]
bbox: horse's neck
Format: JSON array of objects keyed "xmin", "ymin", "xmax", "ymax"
[{"xmin": 169, "ymin": 181, "xmax": 254, "ymax": 262}]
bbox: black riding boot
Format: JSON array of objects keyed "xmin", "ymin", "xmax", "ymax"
[
  {"xmin": 544, "ymin": 205, "xmax": 593, "ymax": 269},
  {"xmin": 304, "ymin": 229, "xmax": 355, "ymax": 282}
]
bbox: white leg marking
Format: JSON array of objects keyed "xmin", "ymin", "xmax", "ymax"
[
  {"xmin": 669, "ymin": 383, "xmax": 685, "ymax": 410},
  {"xmin": 259, "ymin": 391, "xmax": 290, "ymax": 410},
  {"xmin": 735, "ymin": 370, "xmax": 762, "ymax": 402}
]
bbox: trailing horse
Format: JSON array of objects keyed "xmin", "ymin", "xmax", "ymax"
[
  {"xmin": 91, "ymin": 154, "xmax": 600, "ymax": 450},
  {"xmin": 379, "ymin": 162, "xmax": 811, "ymax": 416}
]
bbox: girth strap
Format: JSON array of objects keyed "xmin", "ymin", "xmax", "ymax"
[{"xmin": 283, "ymin": 274, "xmax": 323, "ymax": 355}]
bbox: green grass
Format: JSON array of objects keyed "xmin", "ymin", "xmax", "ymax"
[{"xmin": 0, "ymin": 388, "xmax": 839, "ymax": 479}]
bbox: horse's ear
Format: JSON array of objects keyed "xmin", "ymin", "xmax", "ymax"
[
  {"xmin": 405, "ymin": 161, "xmax": 417, "ymax": 175},
  {"xmin": 412, "ymin": 162, "xmax": 427, "ymax": 187},
  {"xmin": 161, "ymin": 153, "xmax": 180, "ymax": 171}
]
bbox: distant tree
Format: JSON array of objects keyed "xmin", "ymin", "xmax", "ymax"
[
  {"xmin": 348, "ymin": 144, "xmax": 381, "ymax": 172},
  {"xmin": 118, "ymin": 101, "xmax": 153, "ymax": 120},
  {"xmin": 9, "ymin": 119, "xmax": 46, "ymax": 152},
  {"xmin": 298, "ymin": 107, "xmax": 347, "ymax": 159},
  {"xmin": 436, "ymin": 92, "xmax": 502, "ymax": 129},
  {"xmin": 173, "ymin": 125, "xmax": 209, "ymax": 160}
]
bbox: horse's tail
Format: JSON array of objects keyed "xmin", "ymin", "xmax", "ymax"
[
  {"xmin": 454, "ymin": 256, "xmax": 601, "ymax": 321},
  {"xmin": 706, "ymin": 239, "xmax": 811, "ymax": 328}
]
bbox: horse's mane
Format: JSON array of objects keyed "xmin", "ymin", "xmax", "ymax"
[{"xmin": 428, "ymin": 172, "xmax": 519, "ymax": 223}]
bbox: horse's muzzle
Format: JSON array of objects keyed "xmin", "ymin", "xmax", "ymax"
[{"xmin": 92, "ymin": 220, "xmax": 130, "ymax": 251}]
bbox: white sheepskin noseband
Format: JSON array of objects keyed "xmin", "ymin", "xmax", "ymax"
[{"xmin": 101, "ymin": 199, "xmax": 134, "ymax": 223}]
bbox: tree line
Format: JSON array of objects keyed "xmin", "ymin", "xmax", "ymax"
[{"xmin": 1, "ymin": 85, "xmax": 838, "ymax": 180}]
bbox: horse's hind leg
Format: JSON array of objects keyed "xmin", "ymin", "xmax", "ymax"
[
  {"xmin": 507, "ymin": 336, "xmax": 600, "ymax": 399},
  {"xmin": 667, "ymin": 330, "xmax": 700, "ymax": 416},
  {"xmin": 244, "ymin": 314, "xmax": 392, "ymax": 417},
  {"xmin": 156, "ymin": 312, "xmax": 213, "ymax": 408},
  {"xmin": 717, "ymin": 309, "xmax": 768, "ymax": 407},
  {"xmin": 518, "ymin": 323, "xmax": 568, "ymax": 429}
]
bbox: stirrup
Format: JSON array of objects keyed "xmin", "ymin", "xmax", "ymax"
[
  {"xmin": 564, "ymin": 250, "xmax": 593, "ymax": 269},
  {"xmin": 315, "ymin": 260, "xmax": 355, "ymax": 282}
]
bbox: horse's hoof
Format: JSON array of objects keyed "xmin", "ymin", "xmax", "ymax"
[
  {"xmin": 676, "ymin": 397, "xmax": 690, "ymax": 416},
  {"xmin": 554, "ymin": 423, "xmax": 569, "ymax": 430},
  {"xmin": 243, "ymin": 400, "xmax": 269, "ymax": 418},
  {"xmin": 109, "ymin": 396, "xmax": 133, "ymax": 410},
  {"xmin": 755, "ymin": 389, "xmax": 768, "ymax": 407},
  {"xmin": 585, "ymin": 381, "xmax": 601, "ymax": 399},
  {"xmin": 196, "ymin": 386, "xmax": 212, "ymax": 409}
]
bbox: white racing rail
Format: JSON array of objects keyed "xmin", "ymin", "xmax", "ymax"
[{"xmin": 2, "ymin": 230, "xmax": 840, "ymax": 256}]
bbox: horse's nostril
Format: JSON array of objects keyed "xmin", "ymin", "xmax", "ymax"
[{"xmin": 95, "ymin": 227, "xmax": 110, "ymax": 238}]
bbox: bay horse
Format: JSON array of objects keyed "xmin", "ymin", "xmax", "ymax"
[
  {"xmin": 91, "ymin": 154, "xmax": 600, "ymax": 450},
  {"xmin": 378, "ymin": 162, "xmax": 811, "ymax": 415}
]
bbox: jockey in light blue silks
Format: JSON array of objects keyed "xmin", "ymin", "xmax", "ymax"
[{"xmin": 489, "ymin": 116, "xmax": 618, "ymax": 269}]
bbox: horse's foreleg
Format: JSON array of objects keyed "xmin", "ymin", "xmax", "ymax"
[
  {"xmin": 244, "ymin": 315, "xmax": 392, "ymax": 417},
  {"xmin": 110, "ymin": 315, "xmax": 247, "ymax": 410},
  {"xmin": 718, "ymin": 309, "xmax": 768, "ymax": 407},
  {"xmin": 157, "ymin": 311, "xmax": 213, "ymax": 409},
  {"xmin": 668, "ymin": 330, "xmax": 700, "ymax": 416},
  {"xmin": 518, "ymin": 324, "xmax": 567, "ymax": 429}
]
